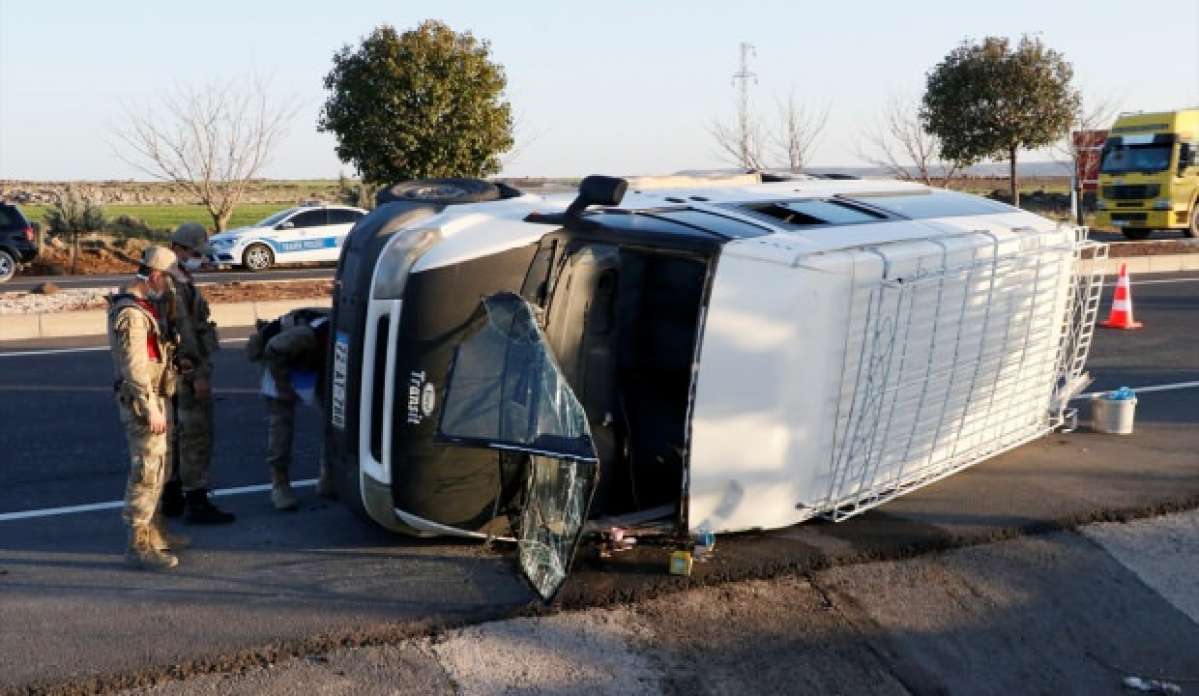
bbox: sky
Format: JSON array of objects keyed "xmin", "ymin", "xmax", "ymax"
[{"xmin": 1, "ymin": 0, "xmax": 1196, "ymax": 180}]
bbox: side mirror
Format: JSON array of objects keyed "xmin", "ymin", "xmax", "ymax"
[
  {"xmin": 277, "ymin": 220, "xmax": 295, "ymax": 230},
  {"xmin": 565, "ymin": 175, "xmax": 628, "ymax": 217}
]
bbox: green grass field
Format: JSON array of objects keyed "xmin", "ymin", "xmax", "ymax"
[{"xmin": 20, "ymin": 203, "xmax": 291, "ymax": 233}]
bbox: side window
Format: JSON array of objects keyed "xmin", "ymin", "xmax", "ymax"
[
  {"xmin": 328, "ymin": 209, "xmax": 360, "ymax": 225},
  {"xmin": 289, "ymin": 210, "xmax": 328, "ymax": 228},
  {"xmin": 520, "ymin": 239, "xmax": 558, "ymax": 307},
  {"xmin": 0, "ymin": 208, "xmax": 13, "ymax": 227}
]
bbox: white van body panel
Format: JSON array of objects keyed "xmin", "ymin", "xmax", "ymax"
[{"xmin": 688, "ymin": 218, "xmax": 1085, "ymax": 532}]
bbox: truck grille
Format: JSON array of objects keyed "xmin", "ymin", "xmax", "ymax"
[{"xmin": 1102, "ymin": 184, "xmax": 1160, "ymax": 200}]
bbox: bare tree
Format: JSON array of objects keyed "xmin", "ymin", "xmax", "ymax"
[
  {"xmin": 114, "ymin": 79, "xmax": 297, "ymax": 231},
  {"xmin": 709, "ymin": 116, "xmax": 768, "ymax": 170},
  {"xmin": 1051, "ymin": 95, "xmax": 1119, "ymax": 171},
  {"xmin": 499, "ymin": 110, "xmax": 546, "ymax": 173},
  {"xmin": 772, "ymin": 92, "xmax": 828, "ymax": 172},
  {"xmin": 858, "ymin": 96, "xmax": 963, "ymax": 187},
  {"xmin": 1051, "ymin": 94, "xmax": 1120, "ymax": 223}
]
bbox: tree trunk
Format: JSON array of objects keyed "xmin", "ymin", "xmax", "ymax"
[
  {"xmin": 213, "ymin": 210, "xmax": 232, "ymax": 232},
  {"xmin": 1075, "ymin": 181, "xmax": 1085, "ymax": 226},
  {"xmin": 1009, "ymin": 144, "xmax": 1019, "ymax": 208}
]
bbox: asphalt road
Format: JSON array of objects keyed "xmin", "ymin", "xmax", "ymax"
[
  {"xmin": 126, "ymin": 512, "xmax": 1199, "ymax": 695},
  {"xmin": 3, "ymin": 266, "xmax": 335, "ymax": 292},
  {"xmin": 0, "ymin": 273, "xmax": 1196, "ymax": 692}
]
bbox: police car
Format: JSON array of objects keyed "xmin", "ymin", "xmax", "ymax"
[
  {"xmin": 322, "ymin": 174, "xmax": 1106, "ymax": 599},
  {"xmin": 207, "ymin": 204, "xmax": 368, "ymax": 271}
]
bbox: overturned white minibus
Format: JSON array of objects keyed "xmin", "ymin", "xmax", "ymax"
[{"xmin": 322, "ymin": 174, "xmax": 1107, "ymax": 598}]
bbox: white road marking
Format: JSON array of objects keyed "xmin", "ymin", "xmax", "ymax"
[
  {"xmin": 0, "ymin": 478, "xmax": 318, "ymax": 523},
  {"xmin": 1075, "ymin": 380, "xmax": 1199, "ymax": 400},
  {"xmin": 0, "ymin": 346, "xmax": 108, "ymax": 358},
  {"xmin": 1083, "ymin": 509, "xmax": 1199, "ymax": 625},
  {"xmin": 1129, "ymin": 277, "xmax": 1199, "ymax": 285},
  {"xmin": 0, "ymin": 336, "xmax": 249, "ymax": 359}
]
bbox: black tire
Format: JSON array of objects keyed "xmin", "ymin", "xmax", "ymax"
[
  {"xmin": 376, "ymin": 178, "xmax": 501, "ymax": 206},
  {"xmin": 0, "ymin": 249, "xmax": 14, "ymax": 284},
  {"xmin": 1188, "ymin": 206, "xmax": 1199, "ymax": 239},
  {"xmin": 1121, "ymin": 228, "xmax": 1152, "ymax": 241},
  {"xmin": 243, "ymin": 243, "xmax": 274, "ymax": 272}
]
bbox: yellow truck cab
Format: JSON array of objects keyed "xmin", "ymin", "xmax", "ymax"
[{"xmin": 1095, "ymin": 109, "xmax": 1199, "ymax": 239}]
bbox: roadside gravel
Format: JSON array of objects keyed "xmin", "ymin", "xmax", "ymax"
[
  {"xmin": 0, "ymin": 287, "xmax": 114, "ymax": 315},
  {"xmin": 0, "ymin": 280, "xmax": 333, "ymax": 316}
]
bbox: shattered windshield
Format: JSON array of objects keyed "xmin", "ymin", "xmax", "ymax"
[
  {"xmin": 437, "ymin": 292, "xmax": 599, "ymax": 600},
  {"xmin": 438, "ymin": 292, "xmax": 596, "ymax": 462},
  {"xmin": 519, "ymin": 455, "xmax": 597, "ymax": 599}
]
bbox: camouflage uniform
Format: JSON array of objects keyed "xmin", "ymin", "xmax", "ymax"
[
  {"xmin": 168, "ymin": 264, "xmax": 219, "ymax": 491},
  {"xmin": 257, "ymin": 312, "xmax": 333, "ymax": 509},
  {"xmin": 109, "ymin": 291, "xmax": 176, "ymax": 526},
  {"xmin": 108, "ymin": 259, "xmax": 184, "ymax": 570},
  {"xmin": 161, "ymin": 222, "xmax": 235, "ymax": 524}
]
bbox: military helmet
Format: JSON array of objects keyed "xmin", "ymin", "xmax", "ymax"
[
  {"xmin": 170, "ymin": 222, "xmax": 212, "ymax": 255},
  {"xmin": 140, "ymin": 245, "xmax": 178, "ymax": 273}
]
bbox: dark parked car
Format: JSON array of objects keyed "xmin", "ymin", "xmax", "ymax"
[{"xmin": 0, "ymin": 203, "xmax": 37, "ymax": 284}]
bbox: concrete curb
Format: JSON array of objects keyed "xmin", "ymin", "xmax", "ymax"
[
  {"xmin": 0, "ymin": 297, "xmax": 331, "ymax": 342},
  {"xmin": 1085, "ymin": 253, "xmax": 1199, "ymax": 275}
]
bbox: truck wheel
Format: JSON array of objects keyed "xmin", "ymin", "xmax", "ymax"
[
  {"xmin": 0, "ymin": 250, "xmax": 15, "ymax": 283},
  {"xmin": 376, "ymin": 178, "xmax": 501, "ymax": 206},
  {"xmin": 1188, "ymin": 207, "xmax": 1199, "ymax": 238},
  {"xmin": 243, "ymin": 243, "xmax": 274, "ymax": 271},
  {"xmin": 1121, "ymin": 228, "xmax": 1152, "ymax": 241}
]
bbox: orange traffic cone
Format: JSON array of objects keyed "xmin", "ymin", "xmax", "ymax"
[{"xmin": 1099, "ymin": 263, "xmax": 1143, "ymax": 330}]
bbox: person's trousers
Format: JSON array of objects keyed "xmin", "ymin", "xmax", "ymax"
[
  {"xmin": 118, "ymin": 396, "xmax": 169, "ymax": 528},
  {"xmin": 266, "ymin": 397, "xmax": 296, "ymax": 476},
  {"xmin": 175, "ymin": 377, "xmax": 215, "ymax": 492}
]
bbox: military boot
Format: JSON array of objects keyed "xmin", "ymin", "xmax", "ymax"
[
  {"xmin": 184, "ymin": 488, "xmax": 236, "ymax": 524},
  {"xmin": 149, "ymin": 513, "xmax": 191, "ymax": 552},
  {"xmin": 126, "ymin": 525, "xmax": 179, "ymax": 571},
  {"xmin": 270, "ymin": 468, "xmax": 299, "ymax": 511},
  {"xmin": 161, "ymin": 479, "xmax": 185, "ymax": 518}
]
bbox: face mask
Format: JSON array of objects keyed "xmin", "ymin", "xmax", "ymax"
[
  {"xmin": 183, "ymin": 257, "xmax": 203, "ymax": 271},
  {"xmin": 146, "ymin": 276, "xmax": 171, "ymax": 301}
]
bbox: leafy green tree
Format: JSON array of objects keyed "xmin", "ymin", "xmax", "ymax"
[
  {"xmin": 319, "ymin": 21, "xmax": 514, "ymax": 186},
  {"xmin": 335, "ymin": 172, "xmax": 379, "ymax": 210},
  {"xmin": 44, "ymin": 185, "xmax": 107, "ymax": 273},
  {"xmin": 921, "ymin": 36, "xmax": 1079, "ymax": 206}
]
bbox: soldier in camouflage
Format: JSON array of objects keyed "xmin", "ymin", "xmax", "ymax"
[
  {"xmin": 249, "ymin": 309, "xmax": 335, "ymax": 510},
  {"xmin": 107, "ymin": 246, "xmax": 189, "ymax": 570},
  {"xmin": 160, "ymin": 223, "xmax": 235, "ymax": 524}
]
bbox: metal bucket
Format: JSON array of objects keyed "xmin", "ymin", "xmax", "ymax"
[{"xmin": 1091, "ymin": 393, "xmax": 1137, "ymax": 434}]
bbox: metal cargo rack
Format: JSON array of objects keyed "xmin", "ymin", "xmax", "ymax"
[{"xmin": 818, "ymin": 226, "xmax": 1108, "ymax": 521}]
